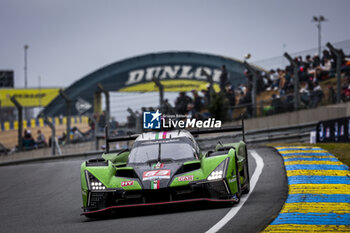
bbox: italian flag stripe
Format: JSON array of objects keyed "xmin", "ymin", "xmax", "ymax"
[
  {"xmin": 152, "ymin": 180, "xmax": 160, "ymax": 189},
  {"xmin": 155, "ymin": 132, "xmax": 159, "ymax": 140},
  {"xmin": 162, "ymin": 131, "xmax": 167, "ymax": 139}
]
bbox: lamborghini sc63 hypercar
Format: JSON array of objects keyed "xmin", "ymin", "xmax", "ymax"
[{"xmin": 80, "ymin": 127, "xmax": 250, "ymax": 217}]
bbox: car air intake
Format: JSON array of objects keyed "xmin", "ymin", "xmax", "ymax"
[
  {"xmin": 86, "ymin": 158, "xmax": 108, "ymax": 166},
  {"xmin": 175, "ymin": 162, "xmax": 200, "ymax": 175},
  {"xmin": 115, "ymin": 169, "xmax": 138, "ymax": 178}
]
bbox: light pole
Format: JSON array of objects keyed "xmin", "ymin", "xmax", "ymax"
[
  {"xmin": 24, "ymin": 45, "xmax": 29, "ymax": 88},
  {"xmin": 24, "ymin": 45, "xmax": 29, "ymax": 120},
  {"xmin": 312, "ymin": 16, "xmax": 327, "ymax": 57}
]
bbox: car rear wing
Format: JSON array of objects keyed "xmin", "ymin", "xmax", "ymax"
[{"xmin": 100, "ymin": 119, "xmax": 245, "ymax": 153}]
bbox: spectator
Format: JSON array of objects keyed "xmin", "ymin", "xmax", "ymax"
[
  {"xmin": 300, "ymin": 81, "xmax": 310, "ymax": 107},
  {"xmin": 321, "ymin": 57, "xmax": 332, "ymax": 72},
  {"xmin": 267, "ymin": 69, "xmax": 280, "ymax": 91},
  {"xmin": 341, "ymin": 77, "xmax": 350, "ymax": 102},
  {"xmin": 186, "ymin": 103, "xmax": 196, "ymax": 119},
  {"xmin": 312, "ymin": 54, "xmax": 321, "ymax": 68},
  {"xmin": 219, "ymin": 65, "xmax": 228, "ymax": 91},
  {"xmin": 304, "ymin": 55, "xmax": 313, "ymax": 70},
  {"xmin": 278, "ymin": 69, "xmax": 286, "ymax": 94},
  {"xmin": 22, "ymin": 129, "xmax": 36, "ymax": 149},
  {"xmin": 58, "ymin": 132, "xmax": 67, "ymax": 145},
  {"xmin": 244, "ymin": 69, "xmax": 253, "ymax": 92},
  {"xmin": 225, "ymin": 84, "xmax": 236, "ymax": 120},
  {"xmin": 88, "ymin": 114, "xmax": 97, "ymax": 131},
  {"xmin": 191, "ymin": 90, "xmax": 203, "ymax": 112},
  {"xmin": 261, "ymin": 71, "xmax": 269, "ymax": 89},
  {"xmin": 313, "ymin": 67, "xmax": 323, "ymax": 82},
  {"xmin": 71, "ymin": 127, "xmax": 84, "ymax": 142},
  {"xmin": 201, "ymin": 89, "xmax": 210, "ymax": 106},
  {"xmin": 270, "ymin": 94, "xmax": 284, "ymax": 114},
  {"xmin": 309, "ymin": 81, "xmax": 324, "ymax": 108},
  {"xmin": 239, "ymin": 87, "xmax": 252, "ymax": 118},
  {"xmin": 36, "ymin": 130, "xmax": 47, "ymax": 148},
  {"xmin": 163, "ymin": 99, "xmax": 176, "ymax": 115},
  {"xmin": 175, "ymin": 92, "xmax": 192, "ymax": 115},
  {"xmin": 284, "ymin": 91, "xmax": 294, "ymax": 112},
  {"xmin": 321, "ymin": 50, "xmax": 331, "ymax": 66},
  {"xmin": 98, "ymin": 111, "xmax": 107, "ymax": 132},
  {"xmin": 328, "ymin": 85, "xmax": 336, "ymax": 104}
]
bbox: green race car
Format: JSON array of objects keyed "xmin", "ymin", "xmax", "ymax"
[{"xmin": 80, "ymin": 126, "xmax": 250, "ymax": 217}]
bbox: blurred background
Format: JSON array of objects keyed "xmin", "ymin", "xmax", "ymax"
[{"xmin": 1, "ymin": 0, "xmax": 350, "ymax": 156}]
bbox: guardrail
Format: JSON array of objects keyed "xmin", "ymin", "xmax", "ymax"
[
  {"xmin": 196, "ymin": 122, "xmax": 317, "ymax": 150},
  {"xmin": 0, "ymin": 122, "xmax": 317, "ymax": 166}
]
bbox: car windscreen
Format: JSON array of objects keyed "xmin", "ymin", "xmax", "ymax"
[{"xmin": 128, "ymin": 142, "xmax": 195, "ymax": 164}]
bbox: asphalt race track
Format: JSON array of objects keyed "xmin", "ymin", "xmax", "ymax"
[{"xmin": 0, "ymin": 146, "xmax": 287, "ymax": 233}]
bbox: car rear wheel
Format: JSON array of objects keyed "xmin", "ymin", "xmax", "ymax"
[
  {"xmin": 234, "ymin": 154, "xmax": 242, "ymax": 203},
  {"xmin": 242, "ymin": 148, "xmax": 250, "ymax": 194}
]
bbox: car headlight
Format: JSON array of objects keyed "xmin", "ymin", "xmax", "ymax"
[
  {"xmin": 207, "ymin": 158, "xmax": 228, "ymax": 181},
  {"xmin": 86, "ymin": 171, "xmax": 107, "ymax": 190}
]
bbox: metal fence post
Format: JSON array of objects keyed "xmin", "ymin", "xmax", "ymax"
[
  {"xmin": 98, "ymin": 83, "xmax": 110, "ymax": 126},
  {"xmin": 44, "ymin": 117, "xmax": 56, "ymax": 156},
  {"xmin": 59, "ymin": 89, "xmax": 71, "ymax": 144},
  {"xmin": 201, "ymin": 68, "xmax": 214, "ymax": 94},
  {"xmin": 89, "ymin": 115, "xmax": 98, "ymax": 151},
  {"xmin": 127, "ymin": 108, "xmax": 141, "ymax": 133},
  {"xmin": 326, "ymin": 42, "xmax": 342, "ymax": 103},
  {"xmin": 10, "ymin": 97, "xmax": 23, "ymax": 151},
  {"xmin": 152, "ymin": 77, "xmax": 164, "ymax": 112},
  {"xmin": 284, "ymin": 52, "xmax": 300, "ymax": 110},
  {"xmin": 244, "ymin": 61, "xmax": 258, "ymax": 117}
]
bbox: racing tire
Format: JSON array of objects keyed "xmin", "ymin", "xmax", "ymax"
[
  {"xmin": 242, "ymin": 148, "xmax": 250, "ymax": 194},
  {"xmin": 234, "ymin": 153, "xmax": 242, "ymax": 203}
]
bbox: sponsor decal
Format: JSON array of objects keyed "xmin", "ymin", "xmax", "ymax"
[
  {"xmin": 178, "ymin": 175, "xmax": 194, "ymax": 181},
  {"xmin": 75, "ymin": 97, "xmax": 92, "ymax": 114},
  {"xmin": 334, "ymin": 122, "xmax": 339, "ymax": 141},
  {"xmin": 326, "ymin": 127, "xmax": 330, "ymax": 138},
  {"xmin": 340, "ymin": 124, "xmax": 344, "ymax": 136},
  {"xmin": 152, "ymin": 162, "xmax": 164, "ymax": 169},
  {"xmin": 142, "ymin": 170, "xmax": 171, "ymax": 181},
  {"xmin": 125, "ymin": 65, "xmax": 222, "ymax": 86},
  {"xmin": 229, "ymin": 176, "xmax": 237, "ymax": 183},
  {"xmin": 0, "ymin": 88, "xmax": 59, "ymax": 107},
  {"xmin": 121, "ymin": 181, "xmax": 134, "ymax": 187},
  {"xmin": 151, "ymin": 180, "xmax": 160, "ymax": 190},
  {"xmin": 119, "ymin": 80, "xmax": 221, "ymax": 93},
  {"xmin": 319, "ymin": 123, "xmax": 324, "ymax": 141},
  {"xmin": 143, "ymin": 110, "xmax": 161, "ymax": 129}
]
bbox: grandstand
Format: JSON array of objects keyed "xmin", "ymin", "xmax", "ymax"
[{"xmin": 1, "ymin": 41, "xmax": 349, "ymax": 155}]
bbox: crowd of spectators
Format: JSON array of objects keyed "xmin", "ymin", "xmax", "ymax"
[
  {"xmin": 244, "ymin": 49, "xmax": 350, "ymax": 115},
  {"xmin": 127, "ymin": 49, "xmax": 350, "ymax": 126},
  {"xmin": 166, "ymin": 49, "xmax": 350, "ymax": 120},
  {"xmin": 170, "ymin": 65, "xmax": 237, "ymax": 121},
  {"xmin": 22, "ymin": 129, "xmax": 47, "ymax": 150}
]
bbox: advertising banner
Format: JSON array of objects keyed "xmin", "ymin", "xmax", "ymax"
[
  {"xmin": 0, "ymin": 88, "xmax": 59, "ymax": 107},
  {"xmin": 316, "ymin": 117, "xmax": 350, "ymax": 142}
]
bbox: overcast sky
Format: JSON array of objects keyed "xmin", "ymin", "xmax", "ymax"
[{"xmin": 1, "ymin": 0, "xmax": 350, "ymax": 89}]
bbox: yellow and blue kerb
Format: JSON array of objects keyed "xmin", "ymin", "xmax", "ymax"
[{"xmin": 263, "ymin": 146, "xmax": 350, "ymax": 232}]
